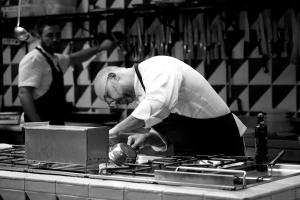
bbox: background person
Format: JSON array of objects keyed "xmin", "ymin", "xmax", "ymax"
[{"xmin": 18, "ymin": 20, "xmax": 113, "ymax": 125}]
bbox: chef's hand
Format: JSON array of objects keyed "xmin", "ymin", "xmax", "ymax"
[{"xmin": 127, "ymin": 134, "xmax": 148, "ymax": 150}]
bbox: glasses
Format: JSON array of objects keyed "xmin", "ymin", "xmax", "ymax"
[{"xmin": 103, "ymin": 73, "xmax": 122, "ymax": 106}]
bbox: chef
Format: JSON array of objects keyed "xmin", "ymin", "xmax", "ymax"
[
  {"xmin": 18, "ymin": 20, "xmax": 113, "ymax": 125},
  {"xmin": 94, "ymin": 55, "xmax": 247, "ymax": 156}
]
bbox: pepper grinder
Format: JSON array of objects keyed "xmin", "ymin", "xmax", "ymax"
[{"xmin": 255, "ymin": 113, "xmax": 268, "ymax": 171}]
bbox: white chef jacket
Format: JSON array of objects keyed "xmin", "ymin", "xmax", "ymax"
[
  {"xmin": 131, "ymin": 56, "xmax": 247, "ymax": 139},
  {"xmin": 18, "ymin": 45, "xmax": 70, "ymax": 99}
]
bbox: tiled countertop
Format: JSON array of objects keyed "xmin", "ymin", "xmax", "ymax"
[{"xmin": 0, "ymin": 170, "xmax": 300, "ymax": 200}]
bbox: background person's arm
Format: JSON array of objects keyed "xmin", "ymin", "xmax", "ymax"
[
  {"xmin": 18, "ymin": 86, "xmax": 41, "ymax": 122},
  {"xmin": 69, "ymin": 39, "xmax": 113, "ymax": 65}
]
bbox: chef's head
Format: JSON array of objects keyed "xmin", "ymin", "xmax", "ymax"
[
  {"xmin": 37, "ymin": 20, "xmax": 62, "ymax": 54},
  {"xmin": 94, "ymin": 66, "xmax": 136, "ymax": 106}
]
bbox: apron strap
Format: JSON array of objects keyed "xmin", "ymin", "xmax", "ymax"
[
  {"xmin": 35, "ymin": 47, "xmax": 62, "ymax": 73},
  {"xmin": 134, "ymin": 63, "xmax": 146, "ymax": 92}
]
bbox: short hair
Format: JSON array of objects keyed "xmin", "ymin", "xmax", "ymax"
[
  {"xmin": 94, "ymin": 66, "xmax": 121, "ymax": 102},
  {"xmin": 36, "ymin": 20, "xmax": 62, "ymax": 36}
]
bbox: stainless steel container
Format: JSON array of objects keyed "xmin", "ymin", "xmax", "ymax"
[
  {"xmin": 109, "ymin": 143, "xmax": 137, "ymax": 166},
  {"xmin": 25, "ymin": 124, "xmax": 109, "ymax": 165}
]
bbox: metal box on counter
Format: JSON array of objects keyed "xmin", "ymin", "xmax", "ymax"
[{"xmin": 24, "ymin": 124, "xmax": 109, "ymax": 165}]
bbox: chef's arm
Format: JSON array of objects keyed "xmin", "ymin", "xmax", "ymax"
[
  {"xmin": 110, "ymin": 115, "xmax": 145, "ymax": 137},
  {"xmin": 18, "ymin": 87, "xmax": 41, "ymax": 122},
  {"xmin": 69, "ymin": 39, "xmax": 113, "ymax": 65}
]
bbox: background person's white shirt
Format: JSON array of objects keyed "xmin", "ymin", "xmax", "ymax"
[{"xmin": 18, "ymin": 46, "xmax": 70, "ymax": 99}]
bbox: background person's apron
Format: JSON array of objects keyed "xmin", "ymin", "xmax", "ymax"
[
  {"xmin": 24, "ymin": 47, "xmax": 67, "ymax": 125},
  {"xmin": 134, "ymin": 64, "xmax": 245, "ymax": 156}
]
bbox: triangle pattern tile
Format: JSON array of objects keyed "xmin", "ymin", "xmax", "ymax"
[
  {"xmin": 11, "ymin": 85, "xmax": 19, "ymax": 104},
  {"xmin": 88, "ymin": 61, "xmax": 106, "ymax": 82},
  {"xmin": 107, "ymin": 45, "xmax": 125, "ymax": 62},
  {"xmin": 232, "ymin": 60, "xmax": 248, "ymax": 84},
  {"xmin": 74, "ymin": 21, "xmax": 90, "ymax": 38},
  {"xmin": 272, "ymin": 85, "xmax": 295, "ymax": 109},
  {"xmin": 2, "ymin": 46, "xmax": 11, "ymax": 64},
  {"xmin": 129, "ymin": 17, "xmax": 143, "ymax": 34},
  {"xmin": 10, "ymin": 45, "xmax": 20, "ymax": 63},
  {"xmin": 273, "ymin": 60, "xmax": 296, "ymax": 84},
  {"xmin": 244, "ymin": 30, "xmax": 258, "ymax": 58},
  {"xmin": 249, "ymin": 86, "xmax": 272, "ymax": 111},
  {"xmin": 97, "ymin": 20, "xmax": 107, "ymax": 33},
  {"xmin": 228, "ymin": 85, "xmax": 247, "ymax": 105},
  {"xmin": 64, "ymin": 67, "xmax": 74, "ymax": 85},
  {"xmin": 75, "ymin": 85, "xmax": 89, "ymax": 105},
  {"xmin": 11, "ymin": 46, "xmax": 26, "ymax": 64},
  {"xmin": 205, "ymin": 59, "xmax": 223, "ymax": 80},
  {"xmin": 212, "ymin": 85, "xmax": 226, "ymax": 101},
  {"xmin": 61, "ymin": 22, "xmax": 73, "ymax": 39},
  {"xmin": 3, "ymin": 86, "xmax": 12, "ymax": 107},
  {"xmin": 229, "ymin": 87, "xmax": 249, "ymax": 112},
  {"xmin": 248, "ymin": 46, "xmax": 262, "ymax": 59},
  {"xmin": 208, "ymin": 61, "xmax": 226, "ymax": 84},
  {"xmin": 73, "ymin": 64, "xmax": 84, "ymax": 85},
  {"xmin": 127, "ymin": 0, "xmax": 143, "ymax": 8},
  {"xmin": 94, "ymin": 0, "xmax": 106, "ymax": 9},
  {"xmin": 65, "ymin": 85, "xmax": 75, "ymax": 104},
  {"xmin": 3, "ymin": 64, "xmax": 11, "ymax": 85},
  {"xmin": 92, "ymin": 97, "xmax": 109, "ymax": 109},
  {"xmin": 218, "ymin": 85, "xmax": 227, "ymax": 103},
  {"xmin": 274, "ymin": 86, "xmax": 296, "ymax": 112},
  {"xmin": 249, "ymin": 58, "xmax": 271, "ymax": 84},
  {"xmin": 148, "ymin": 18, "xmax": 161, "ymax": 34},
  {"xmin": 195, "ymin": 61, "xmax": 205, "ymax": 76},
  {"xmin": 108, "ymin": 18, "xmax": 125, "ymax": 33},
  {"xmin": 109, "ymin": 0, "xmax": 124, "ymax": 8},
  {"xmin": 13, "ymin": 96, "xmax": 21, "ymax": 107},
  {"xmin": 77, "ymin": 68, "xmax": 91, "ymax": 85},
  {"xmin": 232, "ymin": 39, "xmax": 244, "ymax": 59},
  {"xmin": 11, "ymin": 64, "xmax": 19, "ymax": 85},
  {"xmin": 75, "ymin": 85, "xmax": 92, "ymax": 108},
  {"xmin": 77, "ymin": 0, "xmax": 89, "ymax": 13},
  {"xmin": 226, "ymin": 30, "xmax": 244, "ymax": 56}
]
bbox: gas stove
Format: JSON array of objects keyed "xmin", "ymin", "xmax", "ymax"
[{"xmin": 0, "ymin": 145, "xmax": 299, "ymax": 191}]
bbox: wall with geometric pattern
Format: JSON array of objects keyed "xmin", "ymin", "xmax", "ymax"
[{"xmin": 1, "ymin": 0, "xmax": 300, "ymax": 117}]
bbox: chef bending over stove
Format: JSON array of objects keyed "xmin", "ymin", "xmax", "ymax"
[{"xmin": 94, "ymin": 56, "xmax": 247, "ymax": 156}]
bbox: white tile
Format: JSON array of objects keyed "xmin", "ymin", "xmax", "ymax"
[
  {"xmin": 89, "ymin": 180, "xmax": 124, "ymax": 200},
  {"xmin": 25, "ymin": 191, "xmax": 57, "ymax": 200},
  {"xmin": 271, "ymin": 189, "xmax": 296, "ymax": 200},
  {"xmin": 56, "ymin": 195, "xmax": 89, "ymax": 200},
  {"xmin": 56, "ymin": 177, "xmax": 89, "ymax": 197},
  {"xmin": 0, "ymin": 188, "xmax": 25, "ymax": 200},
  {"xmin": 24, "ymin": 173, "xmax": 56, "ymax": 193},
  {"xmin": 0, "ymin": 175, "xmax": 24, "ymax": 190}
]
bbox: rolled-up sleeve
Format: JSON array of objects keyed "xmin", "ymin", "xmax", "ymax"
[{"xmin": 131, "ymin": 69, "xmax": 182, "ymax": 128}]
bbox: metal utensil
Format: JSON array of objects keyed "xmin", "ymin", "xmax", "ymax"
[
  {"xmin": 14, "ymin": 0, "xmax": 30, "ymax": 41},
  {"xmin": 109, "ymin": 143, "xmax": 137, "ymax": 166}
]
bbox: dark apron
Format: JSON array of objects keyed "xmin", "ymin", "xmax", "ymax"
[
  {"xmin": 134, "ymin": 64, "xmax": 245, "ymax": 156},
  {"xmin": 24, "ymin": 47, "xmax": 67, "ymax": 125}
]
